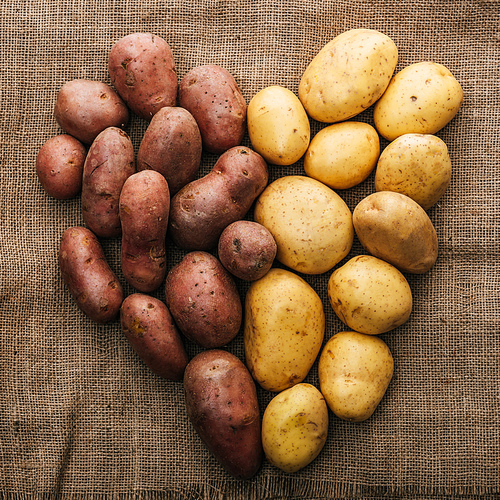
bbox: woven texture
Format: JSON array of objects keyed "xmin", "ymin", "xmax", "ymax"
[{"xmin": 1, "ymin": 0, "xmax": 499, "ymax": 498}]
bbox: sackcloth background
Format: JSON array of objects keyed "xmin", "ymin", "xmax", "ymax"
[{"xmin": 0, "ymin": 0, "xmax": 498, "ymax": 498}]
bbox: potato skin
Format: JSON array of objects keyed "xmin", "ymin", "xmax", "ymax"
[
  {"xmin": 36, "ymin": 134, "xmax": 86, "ymax": 199},
  {"xmin": 108, "ymin": 33, "xmax": 178, "ymax": 120},
  {"xmin": 179, "ymin": 65, "xmax": 246, "ymax": 154},
  {"xmin": 164, "ymin": 251, "xmax": 242, "ymax": 348},
  {"xmin": 120, "ymin": 293, "xmax": 188, "ymax": 380},
  {"xmin": 183, "ymin": 349, "xmax": 262, "ymax": 479},
  {"xmin": 54, "ymin": 79, "xmax": 129, "ymax": 145},
  {"xmin": 58, "ymin": 226, "xmax": 123, "ymax": 323},
  {"xmin": 168, "ymin": 146, "xmax": 268, "ymax": 251},
  {"xmin": 137, "ymin": 107, "xmax": 202, "ymax": 195},
  {"xmin": 81, "ymin": 127, "xmax": 135, "ymax": 238}
]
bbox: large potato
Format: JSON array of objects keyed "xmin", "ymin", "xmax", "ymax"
[
  {"xmin": 299, "ymin": 29, "xmax": 398, "ymax": 123},
  {"xmin": 328, "ymin": 255, "xmax": 412, "ymax": 335},
  {"xmin": 262, "ymin": 383, "xmax": 328, "ymax": 473},
  {"xmin": 353, "ymin": 191, "xmax": 438, "ymax": 274},
  {"xmin": 244, "ymin": 268, "xmax": 325, "ymax": 392},
  {"xmin": 184, "ymin": 349, "xmax": 262, "ymax": 479},
  {"xmin": 254, "ymin": 175, "xmax": 353, "ymax": 274},
  {"xmin": 247, "ymin": 85, "xmax": 310, "ymax": 166},
  {"xmin": 319, "ymin": 331, "xmax": 394, "ymax": 422},
  {"xmin": 373, "ymin": 61, "xmax": 464, "ymax": 141}
]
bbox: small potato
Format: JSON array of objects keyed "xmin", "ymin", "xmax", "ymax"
[
  {"xmin": 81, "ymin": 127, "xmax": 135, "ymax": 238},
  {"xmin": 119, "ymin": 171, "xmax": 170, "ymax": 293},
  {"xmin": 244, "ymin": 268, "xmax": 325, "ymax": 392},
  {"xmin": 373, "ymin": 61, "xmax": 464, "ymax": 141},
  {"xmin": 304, "ymin": 121, "xmax": 380, "ymax": 190},
  {"xmin": 262, "ymin": 383, "xmax": 328, "ymax": 473},
  {"xmin": 179, "ymin": 65, "xmax": 246, "ymax": 154},
  {"xmin": 53, "ymin": 79, "xmax": 129, "ymax": 145},
  {"xmin": 184, "ymin": 349, "xmax": 262, "ymax": 479},
  {"xmin": 353, "ymin": 191, "xmax": 438, "ymax": 274},
  {"xmin": 374, "ymin": 133, "xmax": 452, "ymax": 210},
  {"xmin": 108, "ymin": 33, "xmax": 178, "ymax": 120},
  {"xmin": 318, "ymin": 331, "xmax": 394, "ymax": 422},
  {"xmin": 328, "ymin": 255, "xmax": 412, "ymax": 335},
  {"xmin": 36, "ymin": 134, "xmax": 86, "ymax": 199},
  {"xmin": 217, "ymin": 221, "xmax": 277, "ymax": 281},
  {"xmin": 120, "ymin": 293, "xmax": 188, "ymax": 380},
  {"xmin": 164, "ymin": 251, "xmax": 242, "ymax": 348},
  {"xmin": 137, "ymin": 106, "xmax": 202, "ymax": 195},
  {"xmin": 247, "ymin": 85, "xmax": 310, "ymax": 166},
  {"xmin": 299, "ymin": 29, "xmax": 398, "ymax": 123},
  {"xmin": 168, "ymin": 146, "xmax": 268, "ymax": 251},
  {"xmin": 58, "ymin": 226, "xmax": 123, "ymax": 323}
]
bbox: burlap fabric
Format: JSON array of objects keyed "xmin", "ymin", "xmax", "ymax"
[{"xmin": 1, "ymin": 0, "xmax": 498, "ymax": 498}]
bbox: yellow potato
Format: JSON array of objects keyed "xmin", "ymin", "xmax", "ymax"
[
  {"xmin": 254, "ymin": 175, "xmax": 354, "ymax": 275},
  {"xmin": 299, "ymin": 29, "xmax": 398, "ymax": 123},
  {"xmin": 304, "ymin": 121, "xmax": 380, "ymax": 189},
  {"xmin": 247, "ymin": 85, "xmax": 310, "ymax": 165},
  {"xmin": 373, "ymin": 61, "xmax": 463, "ymax": 141},
  {"xmin": 262, "ymin": 383, "xmax": 328, "ymax": 473},
  {"xmin": 328, "ymin": 255, "xmax": 412, "ymax": 335},
  {"xmin": 374, "ymin": 133, "xmax": 452, "ymax": 210},
  {"xmin": 318, "ymin": 331, "xmax": 394, "ymax": 422},
  {"xmin": 244, "ymin": 268, "xmax": 325, "ymax": 392}
]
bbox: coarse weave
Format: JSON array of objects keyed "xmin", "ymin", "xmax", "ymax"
[{"xmin": 0, "ymin": 0, "xmax": 498, "ymax": 498}]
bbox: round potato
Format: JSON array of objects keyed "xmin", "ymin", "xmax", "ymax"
[
  {"xmin": 247, "ymin": 85, "xmax": 310, "ymax": 165},
  {"xmin": 254, "ymin": 175, "xmax": 354, "ymax": 274},
  {"xmin": 373, "ymin": 61, "xmax": 464, "ymax": 141},
  {"xmin": 318, "ymin": 331, "xmax": 394, "ymax": 422},
  {"xmin": 374, "ymin": 133, "xmax": 452, "ymax": 210},
  {"xmin": 304, "ymin": 121, "xmax": 380, "ymax": 190},
  {"xmin": 328, "ymin": 255, "xmax": 412, "ymax": 335}
]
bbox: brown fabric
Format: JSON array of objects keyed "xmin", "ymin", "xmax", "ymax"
[{"xmin": 0, "ymin": 0, "xmax": 498, "ymax": 498}]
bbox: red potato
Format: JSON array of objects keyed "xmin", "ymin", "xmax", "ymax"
[
  {"xmin": 120, "ymin": 294, "xmax": 189, "ymax": 380},
  {"xmin": 81, "ymin": 127, "xmax": 135, "ymax": 238},
  {"xmin": 119, "ymin": 170, "xmax": 170, "ymax": 293},
  {"xmin": 179, "ymin": 64, "xmax": 247, "ymax": 154},
  {"xmin": 54, "ymin": 79, "xmax": 129, "ymax": 145},
  {"xmin": 58, "ymin": 226, "xmax": 123, "ymax": 323},
  {"xmin": 36, "ymin": 134, "xmax": 86, "ymax": 199},
  {"xmin": 108, "ymin": 33, "xmax": 178, "ymax": 120},
  {"xmin": 184, "ymin": 349, "xmax": 262, "ymax": 479}
]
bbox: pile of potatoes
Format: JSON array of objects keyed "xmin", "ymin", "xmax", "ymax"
[{"xmin": 38, "ymin": 29, "xmax": 463, "ymax": 479}]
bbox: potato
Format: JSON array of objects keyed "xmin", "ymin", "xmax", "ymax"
[
  {"xmin": 36, "ymin": 134, "xmax": 86, "ymax": 199},
  {"xmin": 262, "ymin": 383, "xmax": 328, "ymax": 473},
  {"xmin": 164, "ymin": 251, "xmax": 242, "ymax": 348},
  {"xmin": 168, "ymin": 146, "xmax": 268, "ymax": 251},
  {"xmin": 81, "ymin": 127, "xmax": 135, "ymax": 238},
  {"xmin": 299, "ymin": 29, "xmax": 398, "ymax": 123},
  {"xmin": 183, "ymin": 349, "xmax": 262, "ymax": 479},
  {"xmin": 374, "ymin": 133, "xmax": 452, "ymax": 210},
  {"xmin": 54, "ymin": 79, "xmax": 129, "ymax": 145},
  {"xmin": 58, "ymin": 226, "xmax": 123, "ymax": 323},
  {"xmin": 136, "ymin": 106, "xmax": 202, "ymax": 195},
  {"xmin": 328, "ymin": 255, "xmax": 412, "ymax": 335},
  {"xmin": 178, "ymin": 65, "xmax": 246, "ymax": 154},
  {"xmin": 353, "ymin": 191, "xmax": 438, "ymax": 274},
  {"xmin": 108, "ymin": 33, "xmax": 178, "ymax": 120},
  {"xmin": 119, "ymin": 171, "xmax": 170, "ymax": 293},
  {"xmin": 247, "ymin": 85, "xmax": 310, "ymax": 166},
  {"xmin": 373, "ymin": 61, "xmax": 464, "ymax": 141},
  {"xmin": 120, "ymin": 293, "xmax": 188, "ymax": 380},
  {"xmin": 244, "ymin": 268, "xmax": 325, "ymax": 392},
  {"xmin": 217, "ymin": 221, "xmax": 277, "ymax": 281},
  {"xmin": 254, "ymin": 175, "xmax": 354, "ymax": 275},
  {"xmin": 318, "ymin": 331, "xmax": 394, "ymax": 422},
  {"xmin": 304, "ymin": 121, "xmax": 380, "ymax": 190}
]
